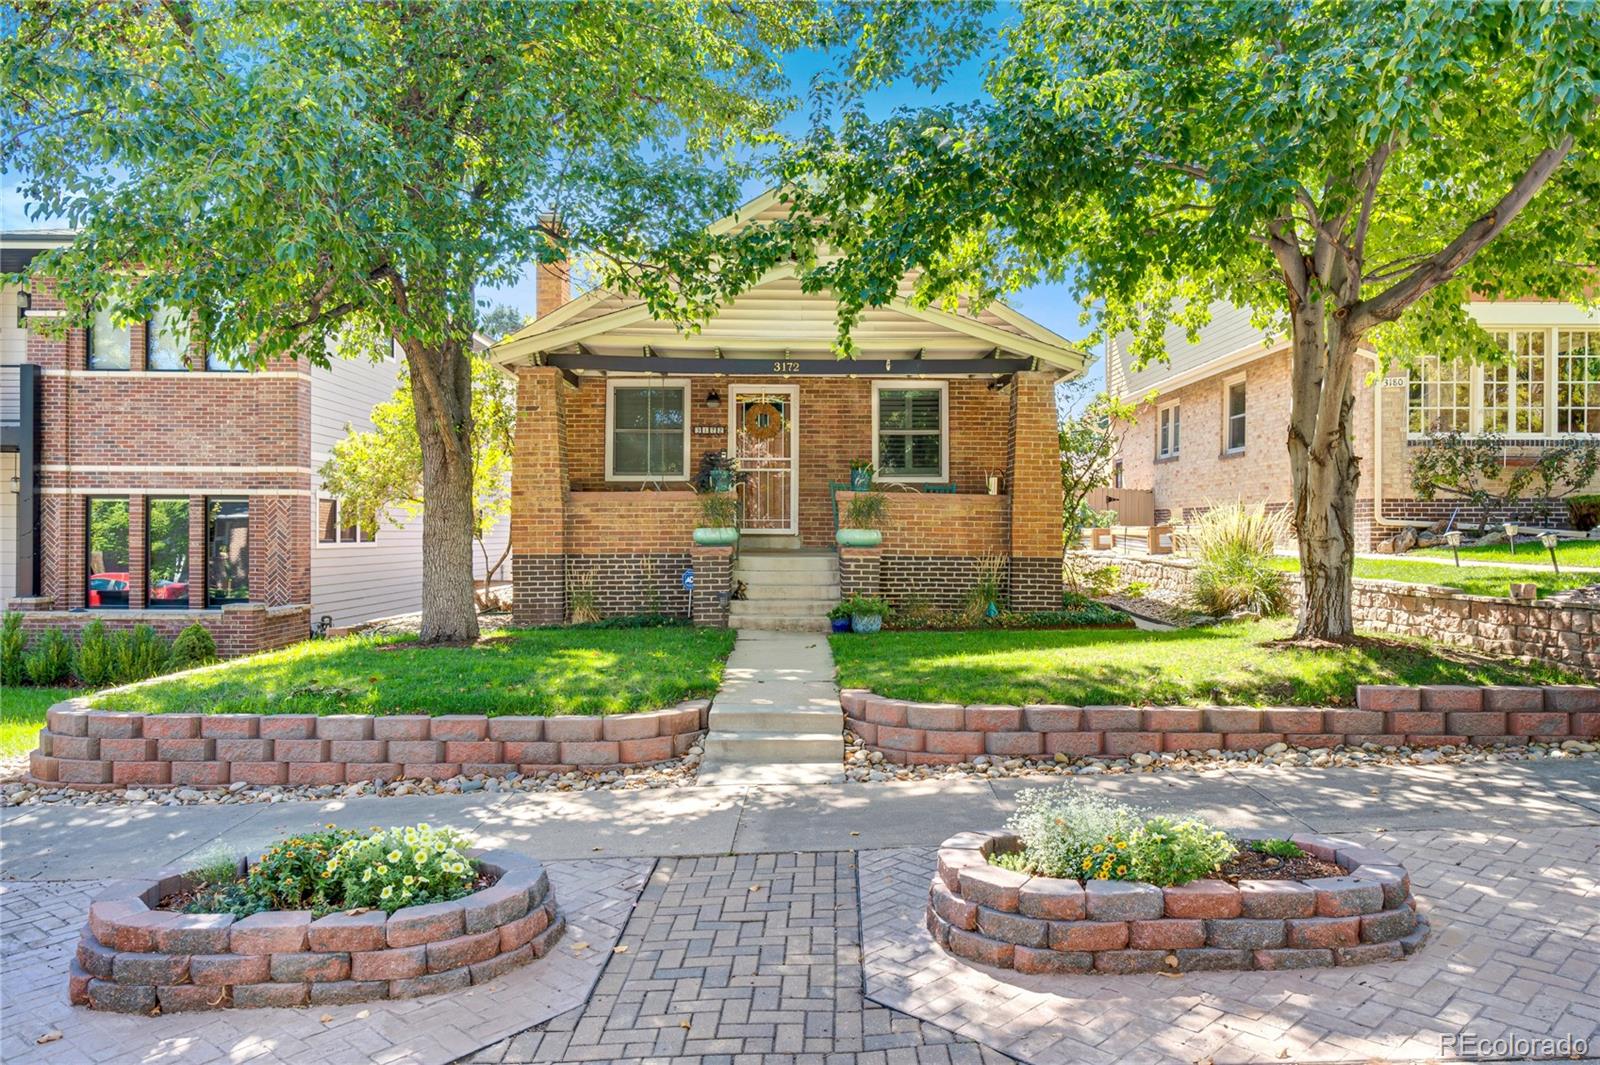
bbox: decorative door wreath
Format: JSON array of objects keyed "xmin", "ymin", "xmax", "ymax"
[{"xmin": 742, "ymin": 400, "xmax": 785, "ymax": 441}]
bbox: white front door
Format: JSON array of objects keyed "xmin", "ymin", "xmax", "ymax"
[{"xmin": 729, "ymin": 385, "xmax": 798, "ymax": 535}]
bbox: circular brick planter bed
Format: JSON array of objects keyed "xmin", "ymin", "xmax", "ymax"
[
  {"xmin": 69, "ymin": 849, "xmax": 563, "ymax": 1013},
  {"xmin": 926, "ymin": 831, "xmax": 1427, "ymax": 975}
]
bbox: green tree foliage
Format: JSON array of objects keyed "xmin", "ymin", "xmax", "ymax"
[
  {"xmin": 757, "ymin": 0, "xmax": 1599, "ymax": 639},
  {"xmin": 2, "ymin": 0, "xmax": 837, "ymax": 641},
  {"xmin": 1059, "ymin": 378, "xmax": 1145, "ymax": 542},
  {"xmin": 477, "ymin": 304, "xmax": 528, "ymax": 342},
  {"xmin": 319, "ymin": 352, "xmax": 515, "ymax": 597}
]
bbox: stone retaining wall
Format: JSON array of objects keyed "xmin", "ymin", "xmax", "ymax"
[
  {"xmin": 1089, "ymin": 552, "xmax": 1600, "ymax": 676},
  {"xmin": 927, "ymin": 831, "xmax": 1425, "ymax": 974},
  {"xmin": 841, "ymin": 686, "xmax": 1600, "ymax": 766},
  {"xmin": 70, "ymin": 849, "xmax": 563, "ymax": 1012},
  {"xmin": 29, "ymin": 700, "xmax": 709, "ymax": 789}
]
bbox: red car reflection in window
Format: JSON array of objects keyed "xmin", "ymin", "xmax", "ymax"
[{"xmin": 89, "ymin": 573, "xmax": 189, "ymax": 607}]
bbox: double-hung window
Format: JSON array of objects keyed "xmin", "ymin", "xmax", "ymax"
[
  {"xmin": 873, "ymin": 381, "xmax": 947, "ymax": 482},
  {"xmin": 606, "ymin": 380, "xmax": 688, "ymax": 480},
  {"xmin": 147, "ymin": 306, "xmax": 191, "ymax": 371},
  {"xmin": 318, "ymin": 496, "xmax": 377, "ymax": 544},
  {"xmin": 1224, "ymin": 378, "xmax": 1247, "ymax": 453},
  {"xmin": 1157, "ymin": 402, "xmax": 1181, "ymax": 459},
  {"xmin": 88, "ymin": 310, "xmax": 131, "ymax": 370}
]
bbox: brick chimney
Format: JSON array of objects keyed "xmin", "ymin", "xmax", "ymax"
[{"xmin": 537, "ymin": 212, "xmax": 570, "ymax": 319}]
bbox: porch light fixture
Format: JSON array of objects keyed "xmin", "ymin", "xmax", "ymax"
[
  {"xmin": 1503, "ymin": 523, "xmax": 1519, "ymax": 554},
  {"xmin": 1539, "ymin": 532, "xmax": 1561, "ymax": 574},
  {"xmin": 705, "ymin": 388, "xmax": 721, "ymax": 409},
  {"xmin": 15, "ymin": 289, "xmax": 30, "ymax": 328},
  {"xmin": 1445, "ymin": 529, "xmax": 1462, "ymax": 566}
]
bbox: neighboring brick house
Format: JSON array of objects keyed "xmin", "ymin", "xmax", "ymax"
[
  {"xmin": 2, "ymin": 231, "xmax": 507, "ymax": 656},
  {"xmin": 1106, "ymin": 299, "xmax": 1600, "ymax": 548},
  {"xmin": 492, "ymin": 190, "xmax": 1086, "ymax": 629}
]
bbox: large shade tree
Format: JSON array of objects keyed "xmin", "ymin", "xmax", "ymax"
[
  {"xmin": 1, "ymin": 0, "xmax": 835, "ymax": 642},
  {"xmin": 752, "ymin": 0, "xmax": 1600, "ymax": 639}
]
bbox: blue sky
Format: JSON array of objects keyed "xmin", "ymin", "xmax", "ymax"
[{"xmin": 2, "ymin": 4, "xmax": 1095, "ymax": 365}]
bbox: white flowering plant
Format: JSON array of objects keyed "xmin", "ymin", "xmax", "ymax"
[{"xmin": 325, "ymin": 823, "xmax": 479, "ymax": 914}]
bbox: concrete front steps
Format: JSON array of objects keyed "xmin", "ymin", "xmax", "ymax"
[
  {"xmin": 728, "ymin": 549, "xmax": 838, "ymax": 633},
  {"xmin": 696, "ymin": 628, "xmax": 845, "ymax": 786}
]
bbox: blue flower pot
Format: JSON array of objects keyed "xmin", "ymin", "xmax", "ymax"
[
  {"xmin": 831, "ymin": 617, "xmax": 851, "ymax": 633},
  {"xmin": 709, "ymin": 470, "xmax": 733, "ymax": 492},
  {"xmin": 849, "ymin": 469, "xmax": 873, "ymax": 491},
  {"xmin": 851, "ymin": 613, "xmax": 883, "ymax": 634}
]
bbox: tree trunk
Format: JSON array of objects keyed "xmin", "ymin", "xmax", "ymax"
[
  {"xmin": 1286, "ymin": 303, "xmax": 1360, "ymax": 640},
  {"xmin": 406, "ymin": 337, "xmax": 480, "ymax": 644}
]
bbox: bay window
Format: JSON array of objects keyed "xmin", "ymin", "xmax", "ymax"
[{"xmin": 1409, "ymin": 328, "xmax": 1600, "ymax": 437}]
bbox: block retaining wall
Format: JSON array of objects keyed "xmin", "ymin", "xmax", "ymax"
[
  {"xmin": 70, "ymin": 848, "xmax": 563, "ymax": 1013},
  {"xmin": 29, "ymin": 699, "xmax": 710, "ymax": 789},
  {"xmin": 841, "ymin": 686, "xmax": 1600, "ymax": 766},
  {"xmin": 1088, "ymin": 552, "xmax": 1600, "ymax": 676},
  {"xmin": 928, "ymin": 830, "xmax": 1425, "ymax": 974}
]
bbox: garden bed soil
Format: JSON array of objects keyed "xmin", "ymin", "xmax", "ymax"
[{"xmin": 1215, "ymin": 847, "xmax": 1343, "ymax": 883}]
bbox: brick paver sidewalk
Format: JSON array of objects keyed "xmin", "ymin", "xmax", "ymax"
[
  {"xmin": 859, "ymin": 828, "xmax": 1600, "ymax": 1064},
  {"xmin": 0, "ymin": 858, "xmax": 651, "ymax": 1065},
  {"xmin": 471, "ymin": 852, "xmax": 1012, "ymax": 1065}
]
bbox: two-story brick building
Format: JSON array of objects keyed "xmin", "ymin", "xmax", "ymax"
[
  {"xmin": 2, "ymin": 231, "xmax": 507, "ymax": 655},
  {"xmin": 1106, "ymin": 299, "xmax": 1600, "ymax": 547}
]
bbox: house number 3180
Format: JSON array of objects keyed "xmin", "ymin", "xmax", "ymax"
[{"xmin": 772, "ymin": 360, "xmax": 800, "ymax": 372}]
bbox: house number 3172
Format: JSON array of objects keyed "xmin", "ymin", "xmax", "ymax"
[{"xmin": 771, "ymin": 360, "xmax": 800, "ymax": 373}]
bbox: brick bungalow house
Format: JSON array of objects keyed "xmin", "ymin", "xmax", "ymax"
[
  {"xmin": 493, "ymin": 191, "xmax": 1086, "ymax": 630},
  {"xmin": 2, "ymin": 231, "xmax": 507, "ymax": 656},
  {"xmin": 1106, "ymin": 299, "xmax": 1600, "ymax": 548}
]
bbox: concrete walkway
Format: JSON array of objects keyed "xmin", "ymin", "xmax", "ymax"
[{"xmin": 697, "ymin": 629, "xmax": 845, "ymax": 787}]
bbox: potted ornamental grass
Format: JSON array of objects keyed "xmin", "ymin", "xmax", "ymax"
[
  {"xmin": 839, "ymin": 593, "xmax": 890, "ymax": 634},
  {"xmin": 693, "ymin": 489, "xmax": 740, "ymax": 546},
  {"xmin": 836, "ymin": 489, "xmax": 886, "ymax": 548}
]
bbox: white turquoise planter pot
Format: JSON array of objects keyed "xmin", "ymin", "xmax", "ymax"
[
  {"xmin": 835, "ymin": 529, "xmax": 882, "ymax": 548},
  {"xmin": 851, "ymin": 614, "xmax": 883, "ymax": 634},
  {"xmin": 693, "ymin": 528, "xmax": 739, "ymax": 547}
]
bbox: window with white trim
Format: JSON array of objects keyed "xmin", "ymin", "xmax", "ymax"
[
  {"xmin": 606, "ymin": 380, "xmax": 688, "ymax": 480},
  {"xmin": 1157, "ymin": 402, "xmax": 1180, "ymax": 459},
  {"xmin": 1408, "ymin": 327, "xmax": 1600, "ymax": 437},
  {"xmin": 873, "ymin": 381, "xmax": 947, "ymax": 481},
  {"xmin": 1224, "ymin": 378, "xmax": 1246, "ymax": 453},
  {"xmin": 1557, "ymin": 329, "xmax": 1600, "ymax": 433},
  {"xmin": 317, "ymin": 496, "xmax": 377, "ymax": 544}
]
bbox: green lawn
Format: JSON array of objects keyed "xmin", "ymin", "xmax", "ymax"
[
  {"xmin": 1268, "ymin": 556, "xmax": 1596, "ymax": 599},
  {"xmin": 91, "ymin": 626, "xmax": 736, "ymax": 717},
  {"xmin": 1, "ymin": 687, "xmax": 73, "ymax": 758},
  {"xmin": 830, "ymin": 619, "xmax": 1581, "ymax": 707},
  {"xmin": 1409, "ymin": 538, "xmax": 1600, "ymax": 569}
]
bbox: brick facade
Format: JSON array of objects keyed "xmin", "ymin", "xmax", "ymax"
[
  {"xmin": 7, "ymin": 277, "xmax": 312, "ymax": 655},
  {"xmin": 510, "ymin": 369, "xmax": 1067, "ymax": 624}
]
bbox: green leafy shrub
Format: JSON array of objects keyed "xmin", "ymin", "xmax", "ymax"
[
  {"xmin": 190, "ymin": 826, "xmax": 362, "ymax": 918},
  {"xmin": 589, "ymin": 613, "xmax": 684, "ymax": 629},
  {"xmin": 1568, "ymin": 494, "xmax": 1600, "ymax": 532},
  {"xmin": 328, "ymin": 823, "xmax": 478, "ymax": 914},
  {"xmin": 23, "ymin": 628, "xmax": 74, "ymax": 686},
  {"xmin": 1249, "ymin": 838, "xmax": 1305, "ymax": 859},
  {"xmin": 74, "ymin": 619, "xmax": 115, "ymax": 686},
  {"xmin": 1, "ymin": 613, "xmax": 25, "ymax": 687},
  {"xmin": 838, "ymin": 594, "xmax": 889, "ymax": 619},
  {"xmin": 1188, "ymin": 502, "xmax": 1291, "ymax": 617},
  {"xmin": 1126, "ymin": 816, "xmax": 1237, "ymax": 886},
  {"xmin": 169, "ymin": 623, "xmax": 218, "ymax": 670},
  {"xmin": 1001, "ymin": 788, "xmax": 1144, "ymax": 880},
  {"xmin": 109, "ymin": 624, "xmax": 172, "ymax": 685},
  {"xmin": 1063, "ymin": 556, "xmax": 1121, "ymax": 597}
]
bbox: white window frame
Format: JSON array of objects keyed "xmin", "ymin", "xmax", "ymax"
[
  {"xmin": 1407, "ymin": 325, "xmax": 1600, "ymax": 440},
  {"xmin": 1157, "ymin": 400, "xmax": 1181, "ymax": 459},
  {"xmin": 316, "ymin": 494, "xmax": 377, "ymax": 547},
  {"xmin": 1223, "ymin": 374, "xmax": 1247, "ymax": 455},
  {"xmin": 870, "ymin": 379, "xmax": 949, "ymax": 484},
  {"xmin": 604, "ymin": 377, "xmax": 692, "ymax": 482}
]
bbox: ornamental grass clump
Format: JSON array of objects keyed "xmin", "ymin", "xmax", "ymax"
[
  {"xmin": 1188, "ymin": 502, "xmax": 1291, "ymax": 617},
  {"xmin": 995, "ymin": 787, "xmax": 1240, "ymax": 887},
  {"xmin": 328, "ymin": 823, "xmax": 478, "ymax": 914}
]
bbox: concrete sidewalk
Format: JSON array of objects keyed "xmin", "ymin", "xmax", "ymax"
[{"xmin": 4, "ymin": 757, "xmax": 1596, "ymax": 880}]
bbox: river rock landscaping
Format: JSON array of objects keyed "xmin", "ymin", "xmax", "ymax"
[
  {"xmin": 71, "ymin": 823, "xmax": 563, "ymax": 1013},
  {"xmin": 926, "ymin": 790, "xmax": 1425, "ymax": 975}
]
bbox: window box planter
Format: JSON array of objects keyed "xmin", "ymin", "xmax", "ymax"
[
  {"xmin": 70, "ymin": 847, "xmax": 563, "ymax": 1012},
  {"xmin": 927, "ymin": 830, "xmax": 1425, "ymax": 975},
  {"xmin": 693, "ymin": 527, "xmax": 740, "ymax": 547},
  {"xmin": 835, "ymin": 528, "xmax": 883, "ymax": 548}
]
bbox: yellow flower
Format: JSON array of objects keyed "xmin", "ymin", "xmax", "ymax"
[
  {"xmin": 403, "ymin": 875, "xmax": 415, "ymax": 886},
  {"xmin": 362, "ymin": 868, "xmax": 373, "ymax": 883},
  {"xmin": 418, "ymin": 823, "xmax": 431, "ymax": 832},
  {"xmin": 387, "ymin": 849, "xmax": 402, "ymax": 863},
  {"xmin": 1117, "ymin": 865, "xmax": 1127, "ymax": 876},
  {"xmin": 1081, "ymin": 859, "xmax": 1093, "ymax": 870},
  {"xmin": 1116, "ymin": 841, "xmax": 1128, "ymax": 850},
  {"xmin": 376, "ymin": 864, "xmax": 388, "ymax": 875},
  {"xmin": 380, "ymin": 885, "xmax": 394, "ymax": 899},
  {"xmin": 414, "ymin": 850, "xmax": 428, "ymax": 865}
]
